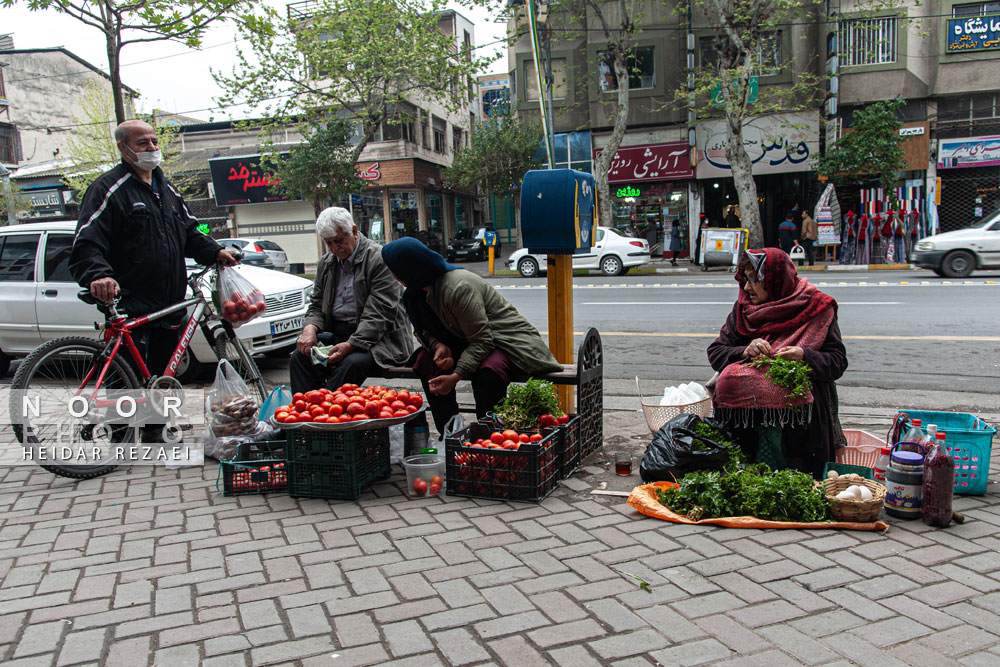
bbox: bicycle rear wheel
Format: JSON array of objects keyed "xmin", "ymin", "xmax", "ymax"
[
  {"xmin": 9, "ymin": 336, "xmax": 141, "ymax": 479},
  {"xmin": 212, "ymin": 326, "xmax": 269, "ymax": 406}
]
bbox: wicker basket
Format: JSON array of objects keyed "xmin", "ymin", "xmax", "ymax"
[
  {"xmin": 823, "ymin": 475, "xmax": 886, "ymax": 523},
  {"xmin": 637, "ymin": 377, "xmax": 711, "ymax": 434}
]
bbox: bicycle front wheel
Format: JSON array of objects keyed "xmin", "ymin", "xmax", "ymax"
[
  {"xmin": 9, "ymin": 336, "xmax": 141, "ymax": 479},
  {"xmin": 213, "ymin": 327, "xmax": 269, "ymax": 406}
]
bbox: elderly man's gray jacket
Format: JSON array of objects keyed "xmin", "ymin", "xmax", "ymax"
[{"xmin": 304, "ymin": 233, "xmax": 417, "ymax": 368}]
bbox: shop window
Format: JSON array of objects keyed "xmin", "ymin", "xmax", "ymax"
[
  {"xmin": 390, "ymin": 191, "xmax": 419, "ymax": 239},
  {"xmin": 524, "ymin": 58, "xmax": 567, "ymax": 101},
  {"xmin": 839, "ymin": 16, "xmax": 898, "ymax": 67},
  {"xmin": 455, "ymin": 197, "xmax": 467, "ymax": 228},
  {"xmin": 597, "ymin": 45, "xmax": 655, "ymax": 92},
  {"xmin": 425, "ymin": 194, "xmax": 444, "ymax": 255},
  {"xmin": 340, "ymin": 192, "xmax": 384, "ymax": 244},
  {"xmin": 952, "ymin": 2, "xmax": 1000, "ymax": 16},
  {"xmin": 432, "ymin": 116, "xmax": 446, "ymax": 153}
]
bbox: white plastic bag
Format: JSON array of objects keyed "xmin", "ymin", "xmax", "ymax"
[
  {"xmin": 389, "ymin": 424, "xmax": 405, "ymax": 464},
  {"xmin": 208, "ymin": 360, "xmax": 259, "ymax": 438}
]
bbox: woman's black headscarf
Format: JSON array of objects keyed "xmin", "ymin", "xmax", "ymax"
[{"xmin": 381, "ymin": 238, "xmax": 462, "ymax": 350}]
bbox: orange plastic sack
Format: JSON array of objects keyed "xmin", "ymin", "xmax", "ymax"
[{"xmin": 627, "ymin": 481, "xmax": 890, "ymax": 533}]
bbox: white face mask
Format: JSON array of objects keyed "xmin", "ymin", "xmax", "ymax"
[{"xmin": 125, "ymin": 144, "xmax": 163, "ymax": 171}]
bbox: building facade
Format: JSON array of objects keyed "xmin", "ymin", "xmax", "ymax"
[{"xmin": 0, "ymin": 44, "xmax": 136, "ymax": 222}]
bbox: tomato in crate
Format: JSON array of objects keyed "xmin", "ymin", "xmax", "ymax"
[{"xmin": 445, "ymin": 424, "xmax": 559, "ymax": 503}]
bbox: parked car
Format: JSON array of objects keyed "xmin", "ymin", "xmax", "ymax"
[
  {"xmin": 446, "ymin": 226, "xmax": 500, "ymax": 262},
  {"xmin": 507, "ymin": 226, "xmax": 651, "ymax": 277},
  {"xmin": 217, "ymin": 238, "xmax": 279, "ymax": 271},
  {"xmin": 911, "ymin": 210, "xmax": 1000, "ymax": 277},
  {"xmin": 0, "ymin": 221, "xmax": 313, "ymax": 380}
]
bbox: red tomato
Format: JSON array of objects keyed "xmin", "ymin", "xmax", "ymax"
[
  {"xmin": 408, "ymin": 394, "xmax": 423, "ymax": 409},
  {"xmin": 413, "ymin": 478, "xmax": 428, "ymax": 495},
  {"xmin": 529, "ymin": 433, "xmax": 543, "ymax": 442},
  {"xmin": 490, "ymin": 432, "xmax": 505, "ymax": 445},
  {"xmin": 309, "ymin": 405, "xmax": 325, "ymax": 417},
  {"xmin": 518, "ymin": 433, "xmax": 531, "ymax": 443},
  {"xmin": 346, "ymin": 402, "xmax": 365, "ymax": 416},
  {"xmin": 397, "ymin": 390, "xmax": 410, "ymax": 402},
  {"xmin": 292, "ymin": 392, "xmax": 305, "ymax": 402},
  {"xmin": 246, "ymin": 304, "xmax": 259, "ymax": 317},
  {"xmin": 274, "ymin": 411, "xmax": 290, "ymax": 423},
  {"xmin": 364, "ymin": 401, "xmax": 380, "ymax": 418},
  {"xmin": 405, "ymin": 405, "xmax": 417, "ymax": 414},
  {"xmin": 313, "ymin": 415, "xmax": 328, "ymax": 423},
  {"xmin": 557, "ymin": 414, "xmax": 570, "ymax": 425},
  {"xmin": 393, "ymin": 409, "xmax": 409, "ymax": 417},
  {"xmin": 352, "ymin": 414, "xmax": 370, "ymax": 421},
  {"xmin": 390, "ymin": 400, "xmax": 406, "ymax": 411},
  {"xmin": 304, "ymin": 391, "xmax": 323, "ymax": 404},
  {"xmin": 502, "ymin": 439, "xmax": 518, "ymax": 450},
  {"xmin": 320, "ymin": 401, "xmax": 332, "ymax": 410},
  {"xmin": 379, "ymin": 411, "xmax": 394, "ymax": 419},
  {"xmin": 538, "ymin": 413, "xmax": 557, "ymax": 428},
  {"xmin": 428, "ymin": 483, "xmax": 441, "ymax": 496},
  {"xmin": 430, "ymin": 475, "xmax": 443, "ymax": 486},
  {"xmin": 293, "ymin": 400, "xmax": 308, "ymax": 413},
  {"xmin": 328, "ymin": 404, "xmax": 344, "ymax": 417},
  {"xmin": 502, "ymin": 430, "xmax": 519, "ymax": 442}
]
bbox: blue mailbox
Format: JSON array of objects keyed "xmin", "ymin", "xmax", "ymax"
[{"xmin": 520, "ymin": 169, "xmax": 595, "ymax": 255}]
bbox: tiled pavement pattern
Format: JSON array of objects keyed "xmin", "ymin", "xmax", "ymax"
[{"xmin": 1, "ymin": 412, "xmax": 999, "ymax": 667}]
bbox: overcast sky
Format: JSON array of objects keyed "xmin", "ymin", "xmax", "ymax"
[{"xmin": 2, "ymin": 1, "xmax": 510, "ymax": 122}]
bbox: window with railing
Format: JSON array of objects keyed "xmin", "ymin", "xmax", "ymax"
[{"xmin": 839, "ymin": 16, "xmax": 898, "ymax": 67}]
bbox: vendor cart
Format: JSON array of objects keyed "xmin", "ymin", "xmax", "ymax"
[{"xmin": 699, "ymin": 227, "xmax": 748, "ymax": 272}]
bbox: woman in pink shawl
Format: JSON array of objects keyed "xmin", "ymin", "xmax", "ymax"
[{"xmin": 708, "ymin": 248, "xmax": 848, "ymax": 476}]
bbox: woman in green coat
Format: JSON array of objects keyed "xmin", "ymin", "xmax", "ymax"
[{"xmin": 381, "ymin": 238, "xmax": 561, "ymax": 431}]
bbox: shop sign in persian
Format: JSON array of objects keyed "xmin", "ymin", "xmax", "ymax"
[
  {"xmin": 937, "ymin": 134, "xmax": 1000, "ymax": 169},
  {"xmin": 209, "ymin": 155, "xmax": 290, "ymax": 206},
  {"xmin": 696, "ymin": 111, "xmax": 819, "ymax": 179},
  {"xmin": 592, "ymin": 142, "xmax": 693, "ymax": 183},
  {"xmin": 947, "ymin": 15, "xmax": 1000, "ymax": 53}
]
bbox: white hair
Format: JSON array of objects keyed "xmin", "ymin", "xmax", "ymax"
[{"xmin": 316, "ymin": 206, "xmax": 356, "ymax": 238}]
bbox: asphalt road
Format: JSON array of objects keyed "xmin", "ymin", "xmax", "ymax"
[{"xmin": 485, "ymin": 269, "xmax": 1000, "ymax": 415}]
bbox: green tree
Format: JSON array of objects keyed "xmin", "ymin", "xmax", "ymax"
[
  {"xmin": 682, "ymin": 0, "xmax": 825, "ymax": 248},
  {"xmin": 263, "ymin": 117, "xmax": 369, "ymax": 217},
  {"xmin": 816, "ymin": 98, "xmax": 906, "ymax": 204},
  {"xmin": 2, "ymin": 0, "xmax": 261, "ymax": 123},
  {"xmin": 62, "ymin": 82, "xmax": 188, "ymax": 197},
  {"xmin": 446, "ymin": 111, "xmax": 544, "ymax": 239},
  {"xmin": 0, "ymin": 178, "xmax": 32, "ymax": 224},
  {"xmin": 215, "ymin": 0, "xmax": 492, "ymax": 167}
]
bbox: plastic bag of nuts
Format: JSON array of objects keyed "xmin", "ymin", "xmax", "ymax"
[{"xmin": 208, "ymin": 360, "xmax": 259, "ymax": 438}]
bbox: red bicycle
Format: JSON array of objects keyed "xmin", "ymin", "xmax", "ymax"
[{"xmin": 10, "ymin": 258, "xmax": 268, "ymax": 479}]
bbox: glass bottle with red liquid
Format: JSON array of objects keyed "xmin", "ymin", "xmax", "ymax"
[{"xmin": 922, "ymin": 431, "xmax": 954, "ymax": 528}]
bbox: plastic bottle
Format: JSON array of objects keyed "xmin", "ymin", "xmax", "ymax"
[
  {"xmin": 403, "ymin": 413, "xmax": 430, "ymax": 457},
  {"xmin": 900, "ymin": 418, "xmax": 926, "ymax": 454},
  {"xmin": 923, "ymin": 423, "xmax": 937, "ymax": 449},
  {"xmin": 872, "ymin": 447, "xmax": 891, "ymax": 483},
  {"xmin": 922, "ymin": 432, "xmax": 955, "ymax": 528}
]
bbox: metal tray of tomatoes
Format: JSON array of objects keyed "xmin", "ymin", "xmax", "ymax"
[{"xmin": 270, "ymin": 386, "xmax": 427, "ymax": 432}]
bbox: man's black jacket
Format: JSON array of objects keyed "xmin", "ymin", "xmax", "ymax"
[{"xmin": 70, "ymin": 161, "xmax": 222, "ymax": 318}]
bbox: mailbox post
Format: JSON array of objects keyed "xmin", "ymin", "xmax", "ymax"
[
  {"xmin": 484, "ymin": 230, "xmax": 499, "ymax": 276},
  {"xmin": 520, "ymin": 169, "xmax": 596, "ymax": 413}
]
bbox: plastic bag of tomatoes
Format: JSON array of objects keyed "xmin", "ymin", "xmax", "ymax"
[
  {"xmin": 271, "ymin": 384, "xmax": 426, "ymax": 430},
  {"xmin": 214, "ymin": 265, "xmax": 266, "ymax": 328}
]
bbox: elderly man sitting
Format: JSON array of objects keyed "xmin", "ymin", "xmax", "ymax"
[{"xmin": 289, "ymin": 207, "xmax": 416, "ymax": 394}]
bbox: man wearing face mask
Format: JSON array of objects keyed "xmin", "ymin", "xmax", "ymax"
[{"xmin": 70, "ymin": 120, "xmax": 238, "ymax": 385}]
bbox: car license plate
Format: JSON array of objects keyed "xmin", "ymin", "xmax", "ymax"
[{"xmin": 271, "ymin": 316, "xmax": 303, "ymax": 336}]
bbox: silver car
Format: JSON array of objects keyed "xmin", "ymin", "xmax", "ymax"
[{"xmin": 223, "ymin": 238, "xmax": 290, "ymax": 272}]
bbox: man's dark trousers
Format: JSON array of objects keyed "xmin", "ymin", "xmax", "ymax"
[{"xmin": 289, "ymin": 321, "xmax": 377, "ymax": 394}]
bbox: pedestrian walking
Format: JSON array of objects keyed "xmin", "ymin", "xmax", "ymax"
[
  {"xmin": 644, "ymin": 219, "xmax": 659, "ymax": 258},
  {"xmin": 668, "ymin": 219, "xmax": 682, "ymax": 266},
  {"xmin": 693, "ymin": 216, "xmax": 708, "ymax": 266},
  {"xmin": 777, "ymin": 211, "xmax": 799, "ymax": 255},
  {"xmin": 799, "ymin": 209, "xmax": 818, "ymax": 266}
]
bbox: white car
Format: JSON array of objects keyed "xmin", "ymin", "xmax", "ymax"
[
  {"xmin": 911, "ymin": 210, "xmax": 1000, "ymax": 278},
  {"xmin": 220, "ymin": 238, "xmax": 290, "ymax": 272},
  {"xmin": 507, "ymin": 226, "xmax": 651, "ymax": 277},
  {"xmin": 0, "ymin": 221, "xmax": 312, "ymax": 380}
]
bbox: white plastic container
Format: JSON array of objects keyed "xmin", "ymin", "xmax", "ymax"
[{"xmin": 402, "ymin": 454, "xmax": 445, "ymax": 497}]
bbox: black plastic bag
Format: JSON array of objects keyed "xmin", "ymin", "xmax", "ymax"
[{"xmin": 639, "ymin": 413, "xmax": 732, "ymax": 482}]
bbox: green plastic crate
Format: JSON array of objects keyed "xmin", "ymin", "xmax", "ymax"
[{"xmin": 285, "ymin": 428, "xmax": 390, "ymax": 500}]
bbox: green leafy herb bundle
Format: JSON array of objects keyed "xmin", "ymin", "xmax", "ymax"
[
  {"xmin": 493, "ymin": 379, "xmax": 561, "ymax": 429},
  {"xmin": 748, "ymin": 357, "xmax": 812, "ymax": 406},
  {"xmin": 656, "ymin": 464, "xmax": 830, "ymax": 522}
]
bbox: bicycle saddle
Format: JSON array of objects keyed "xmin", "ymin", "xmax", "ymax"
[{"xmin": 77, "ymin": 289, "xmax": 115, "ymax": 316}]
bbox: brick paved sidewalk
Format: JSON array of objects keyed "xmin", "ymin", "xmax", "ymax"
[{"xmin": 1, "ymin": 411, "xmax": 999, "ymax": 666}]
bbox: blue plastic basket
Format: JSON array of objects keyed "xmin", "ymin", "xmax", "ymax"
[{"xmin": 893, "ymin": 410, "xmax": 996, "ymax": 495}]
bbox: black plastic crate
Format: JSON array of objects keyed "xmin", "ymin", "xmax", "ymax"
[
  {"xmin": 445, "ymin": 424, "xmax": 559, "ymax": 503},
  {"xmin": 218, "ymin": 441, "xmax": 289, "ymax": 496},
  {"xmin": 285, "ymin": 427, "xmax": 390, "ymax": 500},
  {"xmin": 478, "ymin": 416, "xmax": 579, "ymax": 480}
]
